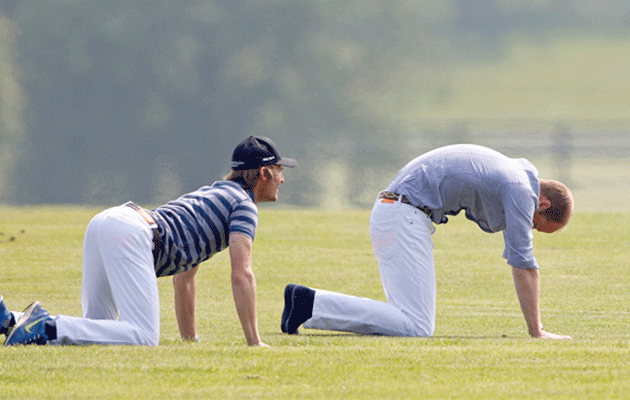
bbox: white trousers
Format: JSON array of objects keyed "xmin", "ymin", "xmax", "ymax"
[
  {"xmin": 51, "ymin": 205, "xmax": 160, "ymax": 345},
  {"xmin": 304, "ymin": 199, "xmax": 436, "ymax": 336}
]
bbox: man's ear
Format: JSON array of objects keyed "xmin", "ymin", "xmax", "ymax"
[
  {"xmin": 255, "ymin": 167, "xmax": 265, "ymax": 182},
  {"xmin": 260, "ymin": 166, "xmax": 273, "ymax": 180},
  {"xmin": 251, "ymin": 168, "xmax": 267, "ymax": 201},
  {"xmin": 538, "ymin": 194, "xmax": 551, "ymax": 210}
]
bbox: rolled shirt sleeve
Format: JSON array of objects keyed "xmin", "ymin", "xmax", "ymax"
[{"xmin": 501, "ymin": 183, "xmax": 539, "ymax": 269}]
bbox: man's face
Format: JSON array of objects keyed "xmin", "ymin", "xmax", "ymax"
[
  {"xmin": 532, "ymin": 212, "xmax": 564, "ymax": 233},
  {"xmin": 532, "ymin": 194, "xmax": 570, "ymax": 233},
  {"xmin": 258, "ymin": 165, "xmax": 284, "ymax": 202}
]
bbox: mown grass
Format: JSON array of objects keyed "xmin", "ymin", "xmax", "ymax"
[{"xmin": 0, "ymin": 206, "xmax": 628, "ymax": 399}]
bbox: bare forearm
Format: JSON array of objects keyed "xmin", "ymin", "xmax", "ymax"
[
  {"xmin": 173, "ymin": 268, "xmax": 198, "ymax": 341},
  {"xmin": 512, "ymin": 267, "xmax": 542, "ymax": 337},
  {"xmin": 231, "ymin": 271, "xmax": 263, "ymax": 346},
  {"xmin": 512, "ymin": 266, "xmax": 572, "ymax": 340},
  {"xmin": 229, "ymin": 233, "xmax": 267, "ymax": 347}
]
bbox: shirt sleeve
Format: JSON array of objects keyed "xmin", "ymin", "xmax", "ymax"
[
  {"xmin": 229, "ymin": 201, "xmax": 258, "ymax": 240},
  {"xmin": 501, "ymin": 184, "xmax": 539, "ymax": 269}
]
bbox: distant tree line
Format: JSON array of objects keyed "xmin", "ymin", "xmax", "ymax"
[{"xmin": 0, "ymin": 1, "xmax": 628, "ymax": 206}]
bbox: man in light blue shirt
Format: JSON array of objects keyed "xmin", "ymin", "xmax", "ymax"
[{"xmin": 282, "ymin": 144, "xmax": 573, "ymax": 339}]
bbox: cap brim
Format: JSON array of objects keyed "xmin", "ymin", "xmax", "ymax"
[{"xmin": 277, "ymin": 157, "xmax": 297, "ymax": 168}]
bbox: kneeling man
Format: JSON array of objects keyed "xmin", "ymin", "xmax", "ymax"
[{"xmin": 282, "ymin": 144, "xmax": 573, "ymax": 340}]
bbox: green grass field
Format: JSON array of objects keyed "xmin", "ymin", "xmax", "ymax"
[{"xmin": 0, "ymin": 206, "xmax": 628, "ymax": 399}]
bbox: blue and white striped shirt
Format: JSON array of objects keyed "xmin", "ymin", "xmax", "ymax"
[{"xmin": 148, "ymin": 181, "xmax": 258, "ymax": 277}]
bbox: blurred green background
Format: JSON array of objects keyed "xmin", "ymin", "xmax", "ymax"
[{"xmin": 0, "ymin": 1, "xmax": 628, "ymax": 211}]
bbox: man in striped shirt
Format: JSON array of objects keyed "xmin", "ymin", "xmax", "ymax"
[{"xmin": 2, "ymin": 135, "xmax": 296, "ymax": 347}]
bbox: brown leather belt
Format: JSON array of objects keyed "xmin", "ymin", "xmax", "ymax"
[
  {"xmin": 124, "ymin": 201, "xmax": 162, "ymax": 260},
  {"xmin": 377, "ymin": 191, "xmax": 431, "ymax": 217}
]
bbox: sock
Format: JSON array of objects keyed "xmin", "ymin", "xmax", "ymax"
[
  {"xmin": 45, "ymin": 320, "xmax": 57, "ymax": 341},
  {"xmin": 294, "ymin": 286, "xmax": 315, "ymax": 322}
]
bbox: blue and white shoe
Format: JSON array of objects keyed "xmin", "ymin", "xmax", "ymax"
[
  {"xmin": 0, "ymin": 296, "xmax": 15, "ymax": 337},
  {"xmin": 4, "ymin": 301, "xmax": 51, "ymax": 346}
]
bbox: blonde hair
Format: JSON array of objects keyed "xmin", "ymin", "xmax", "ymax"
[
  {"xmin": 224, "ymin": 166, "xmax": 273, "ymax": 190},
  {"xmin": 539, "ymin": 179, "xmax": 574, "ymax": 224}
]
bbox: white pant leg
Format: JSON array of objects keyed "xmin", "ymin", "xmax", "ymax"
[
  {"xmin": 81, "ymin": 211, "xmax": 118, "ymax": 320},
  {"xmin": 52, "ymin": 206, "xmax": 160, "ymax": 346},
  {"xmin": 373, "ymin": 200, "xmax": 436, "ymax": 336},
  {"xmin": 304, "ymin": 199, "xmax": 436, "ymax": 336},
  {"xmin": 304, "ymin": 289, "xmax": 424, "ymax": 336}
]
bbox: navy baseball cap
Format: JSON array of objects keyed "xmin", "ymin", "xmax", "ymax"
[{"xmin": 231, "ymin": 135, "xmax": 297, "ymax": 171}]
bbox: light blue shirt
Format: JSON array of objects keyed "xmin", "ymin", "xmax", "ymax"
[{"xmin": 386, "ymin": 144, "xmax": 540, "ymax": 269}]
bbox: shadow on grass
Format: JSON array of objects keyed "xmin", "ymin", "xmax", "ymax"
[{"xmin": 268, "ymin": 331, "xmax": 524, "ymax": 340}]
